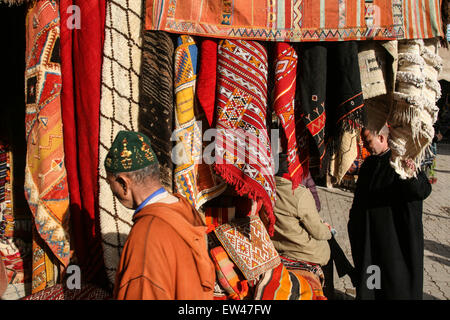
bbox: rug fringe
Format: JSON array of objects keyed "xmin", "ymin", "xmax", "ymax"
[
  {"xmin": 290, "ymin": 172, "xmax": 303, "ymax": 192},
  {"xmin": 398, "ymin": 52, "xmax": 425, "ymax": 66},
  {"xmin": 396, "ymin": 71, "xmax": 425, "ymax": 88},
  {"xmin": 421, "ymin": 47, "xmax": 443, "ymax": 71}
]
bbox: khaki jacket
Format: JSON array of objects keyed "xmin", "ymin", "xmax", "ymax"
[{"xmin": 271, "ymin": 176, "xmax": 331, "ymax": 266}]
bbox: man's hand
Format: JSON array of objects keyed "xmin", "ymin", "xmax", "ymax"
[
  {"xmin": 321, "ymin": 219, "xmax": 336, "ymax": 233},
  {"xmin": 322, "ymin": 220, "xmax": 337, "ymax": 236},
  {"xmin": 404, "ymin": 158, "xmax": 416, "ymax": 172}
]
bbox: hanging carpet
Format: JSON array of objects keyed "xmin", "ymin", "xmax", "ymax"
[
  {"xmin": 328, "ymin": 129, "xmax": 359, "ymax": 184},
  {"xmin": 97, "ymin": 0, "xmax": 144, "ymax": 286},
  {"xmin": 24, "ymin": 0, "xmax": 71, "ymax": 294},
  {"xmin": 325, "ymin": 41, "xmax": 365, "ymax": 153},
  {"xmin": 144, "ymin": 0, "xmax": 445, "ymax": 42},
  {"xmin": 296, "ymin": 41, "xmax": 365, "ymax": 176},
  {"xmin": 60, "ymin": 0, "xmax": 107, "ymax": 285},
  {"xmin": 273, "ymin": 42, "xmax": 306, "ymax": 189},
  {"xmin": 214, "ymin": 39, "xmax": 276, "ymax": 235},
  {"xmin": 139, "ymin": 30, "xmax": 174, "ymax": 192},
  {"xmin": 173, "ymin": 35, "xmax": 226, "ymax": 210},
  {"xmin": 296, "ymin": 43, "xmax": 327, "ymax": 168},
  {"xmin": 197, "ymin": 39, "xmax": 218, "ymax": 128}
]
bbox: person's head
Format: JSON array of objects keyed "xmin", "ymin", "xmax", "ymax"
[
  {"xmin": 104, "ymin": 131, "xmax": 160, "ymax": 209},
  {"xmin": 361, "ymin": 124, "xmax": 390, "ymax": 155}
]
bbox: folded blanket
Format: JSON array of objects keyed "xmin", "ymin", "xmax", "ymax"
[
  {"xmin": 210, "ymin": 246, "xmax": 249, "ymax": 300},
  {"xmin": 254, "ymin": 263, "xmax": 327, "ymax": 300}
]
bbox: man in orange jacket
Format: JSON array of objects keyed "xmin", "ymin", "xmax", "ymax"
[{"xmin": 104, "ymin": 131, "xmax": 215, "ymax": 299}]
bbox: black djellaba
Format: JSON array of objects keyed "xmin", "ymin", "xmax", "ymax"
[{"xmin": 348, "ymin": 149, "xmax": 432, "ymax": 300}]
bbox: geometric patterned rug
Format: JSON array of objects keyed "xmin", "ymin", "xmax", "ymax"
[
  {"xmin": 97, "ymin": 0, "xmax": 143, "ymax": 287},
  {"xmin": 144, "ymin": 0, "xmax": 445, "ymax": 42},
  {"xmin": 24, "ymin": 0, "xmax": 70, "ymax": 293}
]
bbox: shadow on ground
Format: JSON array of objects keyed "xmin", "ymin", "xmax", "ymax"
[
  {"xmin": 333, "ymin": 290, "xmax": 442, "ymax": 300},
  {"xmin": 423, "ymin": 211, "xmax": 450, "ymax": 220},
  {"xmin": 424, "ymin": 239, "xmax": 450, "ymax": 260},
  {"xmin": 423, "ymin": 292, "xmax": 441, "ymax": 300}
]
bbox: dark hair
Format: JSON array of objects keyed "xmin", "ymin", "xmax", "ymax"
[{"xmin": 363, "ymin": 123, "xmax": 389, "ymax": 137}]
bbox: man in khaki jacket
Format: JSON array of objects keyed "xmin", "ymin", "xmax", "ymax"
[{"xmin": 270, "ymin": 154, "xmax": 332, "ymax": 267}]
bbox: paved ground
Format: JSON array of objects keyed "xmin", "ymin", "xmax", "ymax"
[{"xmin": 318, "ymin": 143, "xmax": 450, "ymax": 300}]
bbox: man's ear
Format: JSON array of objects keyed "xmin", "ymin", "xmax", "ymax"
[
  {"xmin": 115, "ymin": 174, "xmax": 129, "ymax": 194},
  {"xmin": 378, "ymin": 134, "xmax": 386, "ymax": 143}
]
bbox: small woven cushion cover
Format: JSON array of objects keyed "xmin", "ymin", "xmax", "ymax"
[
  {"xmin": 214, "ymin": 216, "xmax": 280, "ymax": 281},
  {"xmin": 209, "ymin": 246, "xmax": 249, "ymax": 300}
]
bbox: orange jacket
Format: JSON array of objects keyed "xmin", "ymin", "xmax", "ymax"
[{"xmin": 114, "ymin": 195, "xmax": 215, "ymax": 300}]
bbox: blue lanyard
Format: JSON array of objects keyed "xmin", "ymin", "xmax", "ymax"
[{"xmin": 134, "ymin": 187, "xmax": 166, "ymax": 215}]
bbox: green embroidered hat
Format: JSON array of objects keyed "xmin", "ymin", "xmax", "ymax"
[{"xmin": 104, "ymin": 131, "xmax": 158, "ymax": 173}]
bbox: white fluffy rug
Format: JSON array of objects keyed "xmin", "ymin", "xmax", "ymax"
[{"xmin": 97, "ymin": 0, "xmax": 143, "ymax": 286}]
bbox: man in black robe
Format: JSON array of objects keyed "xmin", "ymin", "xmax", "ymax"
[{"xmin": 348, "ymin": 125, "xmax": 432, "ymax": 300}]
